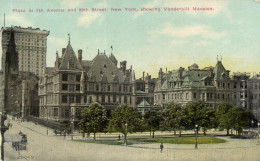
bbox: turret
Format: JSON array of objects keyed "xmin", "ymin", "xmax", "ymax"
[{"xmin": 78, "ymin": 49, "xmax": 82, "ymax": 65}]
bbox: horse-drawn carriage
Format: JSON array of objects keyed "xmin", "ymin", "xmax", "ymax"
[{"xmin": 6, "ymin": 132, "xmax": 27, "ymax": 151}]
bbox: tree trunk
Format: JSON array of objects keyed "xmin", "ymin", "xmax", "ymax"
[
  {"xmin": 203, "ymin": 127, "xmax": 206, "ymax": 136},
  {"xmin": 174, "ymin": 128, "xmax": 176, "ymax": 135},
  {"xmin": 179, "ymin": 130, "xmax": 182, "ymax": 137},
  {"xmin": 150, "ymin": 128, "xmax": 152, "ymax": 137},
  {"xmin": 227, "ymin": 128, "xmax": 229, "ymax": 135},
  {"xmin": 152, "ymin": 131, "xmax": 155, "ymax": 138},
  {"xmin": 94, "ymin": 132, "xmax": 96, "ymax": 141}
]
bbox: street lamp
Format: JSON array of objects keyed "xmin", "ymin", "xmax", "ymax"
[
  {"xmin": 251, "ymin": 120, "xmax": 254, "ymax": 132},
  {"xmin": 195, "ymin": 124, "xmax": 198, "ymax": 149},
  {"xmin": 125, "ymin": 123, "xmax": 128, "ymax": 146},
  {"xmin": 257, "ymin": 122, "xmax": 260, "ymax": 145}
]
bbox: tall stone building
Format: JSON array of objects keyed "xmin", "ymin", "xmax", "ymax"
[
  {"xmin": 249, "ymin": 74, "xmax": 260, "ymax": 120},
  {"xmin": 232, "ymin": 72, "xmax": 250, "ymax": 109},
  {"xmin": 1, "ymin": 26, "xmax": 49, "ymax": 77},
  {"xmin": 38, "ymin": 41, "xmax": 141, "ymax": 123},
  {"xmin": 154, "ymin": 60, "xmax": 233, "ymax": 108}
]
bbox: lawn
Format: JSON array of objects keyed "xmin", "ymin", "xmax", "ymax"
[
  {"xmin": 129, "ymin": 136, "xmax": 226, "ymax": 144},
  {"xmin": 74, "ymin": 135, "xmax": 226, "ymax": 145}
]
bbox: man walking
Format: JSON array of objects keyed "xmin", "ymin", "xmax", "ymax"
[{"xmin": 160, "ymin": 143, "xmax": 164, "ymax": 153}]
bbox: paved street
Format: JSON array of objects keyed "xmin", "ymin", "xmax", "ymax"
[{"xmin": 1, "ymin": 118, "xmax": 260, "ymax": 161}]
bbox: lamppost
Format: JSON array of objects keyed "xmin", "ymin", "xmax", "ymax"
[
  {"xmin": 125, "ymin": 123, "xmax": 128, "ymax": 146},
  {"xmin": 257, "ymin": 122, "xmax": 260, "ymax": 145},
  {"xmin": 71, "ymin": 115, "xmax": 74, "ymax": 141},
  {"xmin": 46, "ymin": 107, "xmax": 48, "ymax": 135},
  {"xmin": 195, "ymin": 124, "xmax": 198, "ymax": 149},
  {"xmin": 251, "ymin": 120, "xmax": 254, "ymax": 132}
]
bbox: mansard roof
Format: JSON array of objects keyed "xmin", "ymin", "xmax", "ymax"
[
  {"xmin": 109, "ymin": 53, "xmax": 117, "ymax": 63},
  {"xmin": 87, "ymin": 53, "xmax": 130, "ymax": 83},
  {"xmin": 59, "ymin": 43, "xmax": 83, "ymax": 70}
]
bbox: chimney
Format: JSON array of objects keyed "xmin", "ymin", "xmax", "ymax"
[
  {"xmin": 120, "ymin": 61, "xmax": 127, "ymax": 73},
  {"xmin": 78, "ymin": 49, "xmax": 82, "ymax": 64},
  {"xmin": 62, "ymin": 48, "xmax": 66, "ymax": 57},
  {"xmin": 178, "ymin": 67, "xmax": 184, "ymax": 78}
]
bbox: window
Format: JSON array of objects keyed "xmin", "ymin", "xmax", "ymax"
[
  {"xmin": 108, "ymin": 95, "xmax": 111, "ymax": 103},
  {"xmin": 119, "ymin": 86, "xmax": 122, "ymax": 92},
  {"xmin": 76, "ymin": 95, "xmax": 81, "ymax": 103},
  {"xmin": 124, "ymin": 96, "xmax": 127, "ymax": 104},
  {"xmin": 102, "ymin": 95, "xmax": 105, "ymax": 102},
  {"xmin": 69, "ymin": 96, "xmax": 74, "ymax": 103},
  {"xmin": 76, "ymin": 84, "xmax": 80, "ymax": 91},
  {"xmin": 69, "ymin": 85, "xmax": 74, "ymax": 92},
  {"xmin": 108, "ymin": 85, "xmax": 111, "ymax": 91},
  {"xmin": 186, "ymin": 93, "xmax": 189, "ymax": 100},
  {"xmin": 84, "ymin": 95, "xmax": 87, "ymax": 103},
  {"xmin": 76, "ymin": 75, "xmax": 81, "ymax": 82},
  {"xmin": 68, "ymin": 74, "xmax": 74, "ymax": 82},
  {"xmin": 163, "ymin": 94, "xmax": 165, "ymax": 100},
  {"xmin": 193, "ymin": 93, "xmax": 196, "ymax": 99},
  {"xmin": 89, "ymin": 96, "xmax": 92, "ymax": 103},
  {"xmin": 96, "ymin": 84, "xmax": 99, "ymax": 91},
  {"xmin": 62, "ymin": 84, "xmax": 68, "ymax": 90},
  {"xmin": 113, "ymin": 95, "xmax": 116, "ymax": 102},
  {"xmin": 62, "ymin": 74, "xmax": 68, "ymax": 81},
  {"xmin": 54, "ymin": 108, "xmax": 58, "ymax": 117},
  {"xmin": 62, "ymin": 95, "xmax": 67, "ymax": 103}
]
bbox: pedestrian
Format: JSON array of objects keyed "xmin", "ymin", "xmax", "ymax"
[{"xmin": 160, "ymin": 143, "xmax": 164, "ymax": 153}]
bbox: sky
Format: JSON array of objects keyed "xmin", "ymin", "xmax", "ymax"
[{"xmin": 0, "ymin": 0, "xmax": 260, "ymax": 78}]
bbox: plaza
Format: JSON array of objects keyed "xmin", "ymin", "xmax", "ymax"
[{"xmin": 2, "ymin": 117, "xmax": 260, "ymax": 161}]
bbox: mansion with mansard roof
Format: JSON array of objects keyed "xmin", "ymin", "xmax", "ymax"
[{"xmin": 38, "ymin": 41, "xmax": 155, "ymax": 123}]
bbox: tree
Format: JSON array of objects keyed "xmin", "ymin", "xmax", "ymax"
[
  {"xmin": 144, "ymin": 110, "xmax": 163, "ymax": 138},
  {"xmin": 185, "ymin": 101, "xmax": 216, "ymax": 135},
  {"xmin": 230, "ymin": 107, "xmax": 251, "ymax": 135},
  {"xmin": 107, "ymin": 105, "xmax": 142, "ymax": 140},
  {"xmin": 215, "ymin": 103, "xmax": 235, "ymax": 135},
  {"xmin": 78, "ymin": 102, "xmax": 108, "ymax": 140},
  {"xmin": 161, "ymin": 103, "xmax": 187, "ymax": 135}
]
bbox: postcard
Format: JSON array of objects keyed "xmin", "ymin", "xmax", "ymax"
[{"xmin": 0, "ymin": 0, "xmax": 259, "ymax": 161}]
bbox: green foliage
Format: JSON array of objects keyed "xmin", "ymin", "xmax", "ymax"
[
  {"xmin": 161, "ymin": 103, "xmax": 183, "ymax": 131},
  {"xmin": 107, "ymin": 105, "xmax": 142, "ymax": 134},
  {"xmin": 129, "ymin": 136, "xmax": 226, "ymax": 144},
  {"xmin": 78, "ymin": 102, "xmax": 108, "ymax": 138},
  {"xmin": 144, "ymin": 110, "xmax": 163, "ymax": 137},
  {"xmin": 215, "ymin": 103, "xmax": 251, "ymax": 135}
]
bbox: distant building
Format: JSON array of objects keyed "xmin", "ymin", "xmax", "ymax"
[
  {"xmin": 249, "ymin": 74, "xmax": 260, "ymax": 120},
  {"xmin": 154, "ymin": 60, "xmax": 233, "ymax": 108},
  {"xmin": 0, "ymin": 26, "xmax": 49, "ymax": 77},
  {"xmin": 232, "ymin": 72, "xmax": 250, "ymax": 109}
]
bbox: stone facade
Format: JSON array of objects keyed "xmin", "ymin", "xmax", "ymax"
[
  {"xmin": 154, "ymin": 60, "xmax": 233, "ymax": 109},
  {"xmin": 38, "ymin": 42, "xmax": 149, "ymax": 122},
  {"xmin": 1, "ymin": 26, "xmax": 49, "ymax": 77},
  {"xmin": 249, "ymin": 74, "xmax": 260, "ymax": 120}
]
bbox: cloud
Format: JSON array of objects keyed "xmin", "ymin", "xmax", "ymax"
[
  {"xmin": 60, "ymin": 0, "xmax": 89, "ymax": 8},
  {"xmin": 77, "ymin": 1, "xmax": 107, "ymax": 27},
  {"xmin": 158, "ymin": 23, "xmax": 226, "ymax": 39},
  {"xmin": 48, "ymin": 36, "xmax": 67, "ymax": 47},
  {"xmin": 195, "ymin": 41, "xmax": 211, "ymax": 46},
  {"xmin": 170, "ymin": 40, "xmax": 187, "ymax": 45},
  {"xmin": 3, "ymin": 14, "xmax": 33, "ymax": 27},
  {"xmin": 77, "ymin": 12, "xmax": 102, "ymax": 27}
]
